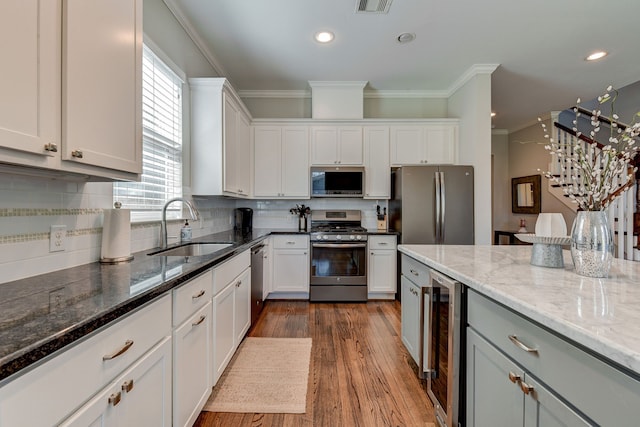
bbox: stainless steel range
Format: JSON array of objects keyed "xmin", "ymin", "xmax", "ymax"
[{"xmin": 309, "ymin": 210, "xmax": 368, "ymax": 302}]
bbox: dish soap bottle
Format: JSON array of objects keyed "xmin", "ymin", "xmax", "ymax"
[{"xmin": 180, "ymin": 220, "xmax": 192, "ymax": 243}]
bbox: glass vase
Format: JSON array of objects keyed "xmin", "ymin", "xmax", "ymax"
[{"xmin": 570, "ymin": 211, "xmax": 614, "ymax": 278}]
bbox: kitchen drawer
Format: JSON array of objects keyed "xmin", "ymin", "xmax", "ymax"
[
  {"xmin": 213, "ymin": 250, "xmax": 250, "ymax": 295},
  {"xmin": 272, "ymin": 234, "xmax": 309, "ymax": 250},
  {"xmin": 401, "ymin": 254, "xmax": 430, "ymax": 286},
  {"xmin": 173, "ymin": 270, "xmax": 213, "ymax": 326},
  {"xmin": 369, "ymin": 235, "xmax": 397, "ymax": 250},
  {"xmin": 0, "ymin": 294, "xmax": 171, "ymax": 426},
  {"xmin": 468, "ymin": 289, "xmax": 640, "ymax": 426}
]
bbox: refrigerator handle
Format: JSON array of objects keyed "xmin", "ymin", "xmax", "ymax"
[
  {"xmin": 440, "ymin": 171, "xmax": 446, "ymax": 242},
  {"xmin": 435, "ymin": 171, "xmax": 441, "ymax": 243}
]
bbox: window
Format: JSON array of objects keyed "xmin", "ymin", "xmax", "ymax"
[{"xmin": 114, "ymin": 43, "xmax": 184, "ymax": 221}]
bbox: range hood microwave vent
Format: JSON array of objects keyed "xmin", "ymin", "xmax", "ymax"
[{"xmin": 356, "ymin": 0, "xmax": 392, "ymax": 13}]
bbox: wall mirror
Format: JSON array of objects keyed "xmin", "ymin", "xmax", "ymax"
[{"xmin": 511, "ymin": 175, "xmax": 541, "ymax": 214}]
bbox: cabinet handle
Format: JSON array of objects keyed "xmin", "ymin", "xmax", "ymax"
[
  {"xmin": 192, "ymin": 314, "xmax": 206, "ymax": 326},
  {"xmin": 71, "ymin": 150, "xmax": 83, "ymax": 158},
  {"xmin": 108, "ymin": 392, "xmax": 122, "ymax": 406},
  {"xmin": 303, "ymin": 251, "xmax": 307, "ymax": 255},
  {"xmin": 235, "ymin": 280, "xmax": 242, "ymax": 288},
  {"xmin": 508, "ymin": 335, "xmax": 539, "ymax": 355},
  {"xmin": 286, "ymin": 241, "xmax": 296, "ymax": 244},
  {"xmin": 409, "ymin": 269, "xmax": 419, "ymax": 276},
  {"xmin": 508, "ymin": 371, "xmax": 521, "ymax": 383},
  {"xmin": 520, "ymin": 381, "xmax": 534, "ymax": 395},
  {"xmin": 121, "ymin": 379, "xmax": 134, "ymax": 393},
  {"xmin": 44, "ymin": 143, "xmax": 58, "ymax": 152},
  {"xmin": 103, "ymin": 340, "xmax": 134, "ymax": 361},
  {"xmin": 379, "ymin": 242, "xmax": 388, "ymax": 245},
  {"xmin": 192, "ymin": 289, "xmax": 206, "ymax": 299}
]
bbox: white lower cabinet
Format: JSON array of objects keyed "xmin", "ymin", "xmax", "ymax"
[
  {"xmin": 212, "ymin": 250, "xmax": 251, "ymax": 385},
  {"xmin": 367, "ymin": 235, "xmax": 397, "ymax": 298},
  {"xmin": 270, "ymin": 235, "xmax": 309, "ymax": 297},
  {"xmin": 60, "ymin": 337, "xmax": 172, "ymax": 427},
  {"xmin": 173, "ymin": 302, "xmax": 212, "ymax": 427}
]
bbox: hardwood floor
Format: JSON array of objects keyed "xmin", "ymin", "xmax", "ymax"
[{"xmin": 194, "ymin": 300, "xmax": 436, "ymax": 427}]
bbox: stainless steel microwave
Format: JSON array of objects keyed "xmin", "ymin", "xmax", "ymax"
[{"xmin": 311, "ymin": 167, "xmax": 364, "ymax": 198}]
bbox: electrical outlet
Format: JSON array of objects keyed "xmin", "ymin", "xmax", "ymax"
[{"xmin": 50, "ymin": 225, "xmax": 67, "ymax": 252}]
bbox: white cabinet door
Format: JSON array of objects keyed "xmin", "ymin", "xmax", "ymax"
[
  {"xmin": 368, "ymin": 249, "xmax": 397, "ymax": 293},
  {"xmin": 425, "ymin": 125, "xmax": 456, "ymax": 164},
  {"xmin": 235, "ymin": 112, "xmax": 252, "ymax": 196},
  {"xmin": 310, "ymin": 127, "xmax": 338, "ymax": 165},
  {"xmin": 400, "ymin": 276, "xmax": 421, "ymax": 365},
  {"xmin": 173, "ymin": 302, "xmax": 212, "ymax": 427},
  {"xmin": 0, "ymin": 0, "xmax": 60, "ymax": 159},
  {"xmin": 234, "ymin": 268, "xmax": 251, "ymax": 344},
  {"xmin": 337, "ymin": 126, "xmax": 363, "ymax": 165},
  {"xmin": 254, "ymin": 126, "xmax": 282, "ymax": 197},
  {"xmin": 272, "ymin": 250, "xmax": 309, "ymax": 293},
  {"xmin": 213, "ymin": 283, "xmax": 235, "ymax": 385},
  {"xmin": 223, "ymin": 95, "xmax": 239, "ymax": 195},
  {"xmin": 60, "ymin": 337, "xmax": 172, "ymax": 427},
  {"xmin": 364, "ymin": 126, "xmax": 390, "ymax": 199},
  {"xmin": 311, "ymin": 126, "xmax": 363, "ymax": 165},
  {"xmin": 281, "ymin": 127, "xmax": 310, "ymax": 197},
  {"xmin": 62, "ymin": 0, "xmax": 142, "ymax": 175},
  {"xmin": 390, "ymin": 126, "xmax": 424, "ymax": 165}
]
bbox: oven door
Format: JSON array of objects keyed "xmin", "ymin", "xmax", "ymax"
[{"xmin": 310, "ymin": 242, "xmax": 367, "ymax": 285}]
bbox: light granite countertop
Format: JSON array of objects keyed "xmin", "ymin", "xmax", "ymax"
[{"xmin": 397, "ymin": 244, "xmax": 640, "ymax": 377}]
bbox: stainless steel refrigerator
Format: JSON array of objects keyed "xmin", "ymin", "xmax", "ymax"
[{"xmin": 389, "ymin": 166, "xmax": 474, "ymax": 244}]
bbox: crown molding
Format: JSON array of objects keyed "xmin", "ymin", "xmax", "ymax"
[
  {"xmin": 238, "ymin": 90, "xmax": 311, "ymax": 99},
  {"xmin": 162, "ymin": 0, "xmax": 227, "ymax": 78},
  {"xmin": 446, "ymin": 64, "xmax": 499, "ymax": 97},
  {"xmin": 238, "ymin": 89, "xmax": 450, "ymax": 99}
]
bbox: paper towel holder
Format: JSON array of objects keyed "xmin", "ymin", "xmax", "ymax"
[{"xmin": 100, "ymin": 202, "xmax": 134, "ymax": 264}]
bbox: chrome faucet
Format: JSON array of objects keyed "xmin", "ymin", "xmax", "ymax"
[{"xmin": 161, "ymin": 197, "xmax": 200, "ymax": 248}]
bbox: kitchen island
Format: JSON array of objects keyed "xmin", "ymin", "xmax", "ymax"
[{"xmin": 399, "ymin": 244, "xmax": 640, "ymax": 426}]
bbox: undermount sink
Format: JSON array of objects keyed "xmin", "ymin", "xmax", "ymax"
[{"xmin": 149, "ymin": 242, "xmax": 233, "ymax": 257}]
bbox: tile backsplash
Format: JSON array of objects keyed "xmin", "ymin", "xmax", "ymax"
[{"xmin": 0, "ymin": 170, "xmax": 387, "ymax": 284}]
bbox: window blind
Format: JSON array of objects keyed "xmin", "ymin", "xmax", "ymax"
[{"xmin": 114, "ymin": 44, "xmax": 183, "ymax": 217}]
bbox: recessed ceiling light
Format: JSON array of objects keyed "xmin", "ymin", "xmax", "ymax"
[
  {"xmin": 397, "ymin": 32, "xmax": 416, "ymax": 43},
  {"xmin": 315, "ymin": 31, "xmax": 334, "ymax": 43},
  {"xmin": 586, "ymin": 51, "xmax": 607, "ymax": 61}
]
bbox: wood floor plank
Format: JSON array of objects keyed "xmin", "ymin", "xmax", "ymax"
[{"xmin": 194, "ymin": 300, "xmax": 436, "ymax": 427}]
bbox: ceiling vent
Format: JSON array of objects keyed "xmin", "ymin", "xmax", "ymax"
[{"xmin": 356, "ymin": 0, "xmax": 392, "ymax": 13}]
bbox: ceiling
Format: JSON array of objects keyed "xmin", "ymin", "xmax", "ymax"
[{"xmin": 164, "ymin": 0, "xmax": 640, "ymax": 132}]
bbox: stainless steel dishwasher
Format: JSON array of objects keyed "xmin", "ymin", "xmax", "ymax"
[{"xmin": 250, "ymin": 244, "xmax": 265, "ymax": 326}]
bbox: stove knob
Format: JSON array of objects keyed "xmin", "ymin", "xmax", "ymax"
[
  {"xmin": 356, "ymin": 235, "xmax": 362, "ymax": 240},
  {"xmin": 323, "ymin": 235, "xmax": 329, "ymax": 240},
  {"xmin": 350, "ymin": 235, "xmax": 355, "ymax": 240},
  {"xmin": 336, "ymin": 235, "xmax": 342, "ymax": 240}
]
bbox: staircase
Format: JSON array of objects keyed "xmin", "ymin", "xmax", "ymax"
[{"xmin": 548, "ymin": 122, "xmax": 639, "ymax": 261}]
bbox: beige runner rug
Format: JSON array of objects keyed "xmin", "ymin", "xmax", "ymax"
[{"xmin": 203, "ymin": 337, "xmax": 312, "ymax": 414}]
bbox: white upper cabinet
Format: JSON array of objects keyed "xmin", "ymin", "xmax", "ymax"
[
  {"xmin": 363, "ymin": 126, "xmax": 390, "ymax": 199},
  {"xmin": 0, "ymin": 0, "xmax": 60, "ymax": 163},
  {"xmin": 390, "ymin": 122, "xmax": 458, "ymax": 165},
  {"xmin": 190, "ymin": 78, "xmax": 252, "ymax": 196},
  {"xmin": 310, "ymin": 126, "xmax": 363, "ymax": 165},
  {"xmin": 62, "ymin": 0, "xmax": 142, "ymax": 175},
  {"xmin": 0, "ymin": 0, "xmax": 142, "ymax": 180},
  {"xmin": 254, "ymin": 126, "xmax": 309, "ymax": 198}
]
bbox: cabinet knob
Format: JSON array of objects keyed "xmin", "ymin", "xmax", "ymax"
[
  {"xmin": 44, "ymin": 143, "xmax": 58, "ymax": 152},
  {"xmin": 520, "ymin": 381, "xmax": 534, "ymax": 395},
  {"xmin": 121, "ymin": 379, "xmax": 134, "ymax": 393},
  {"xmin": 108, "ymin": 392, "xmax": 122, "ymax": 406},
  {"xmin": 71, "ymin": 150, "xmax": 83, "ymax": 158},
  {"xmin": 508, "ymin": 371, "xmax": 521, "ymax": 383}
]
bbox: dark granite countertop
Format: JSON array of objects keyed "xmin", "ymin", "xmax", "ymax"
[{"xmin": 0, "ymin": 227, "xmax": 396, "ymax": 383}]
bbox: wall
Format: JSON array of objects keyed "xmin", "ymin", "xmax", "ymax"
[
  {"xmin": 448, "ymin": 73, "xmax": 494, "ymax": 244},
  {"xmin": 507, "ymin": 119, "xmax": 575, "ymax": 232},
  {"xmin": 491, "ymin": 130, "xmax": 511, "ymax": 232},
  {"xmin": 0, "ymin": 0, "xmax": 233, "ymax": 284}
]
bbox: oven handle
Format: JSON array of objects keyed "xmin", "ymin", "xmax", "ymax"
[{"xmin": 311, "ymin": 243, "xmax": 367, "ymax": 249}]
